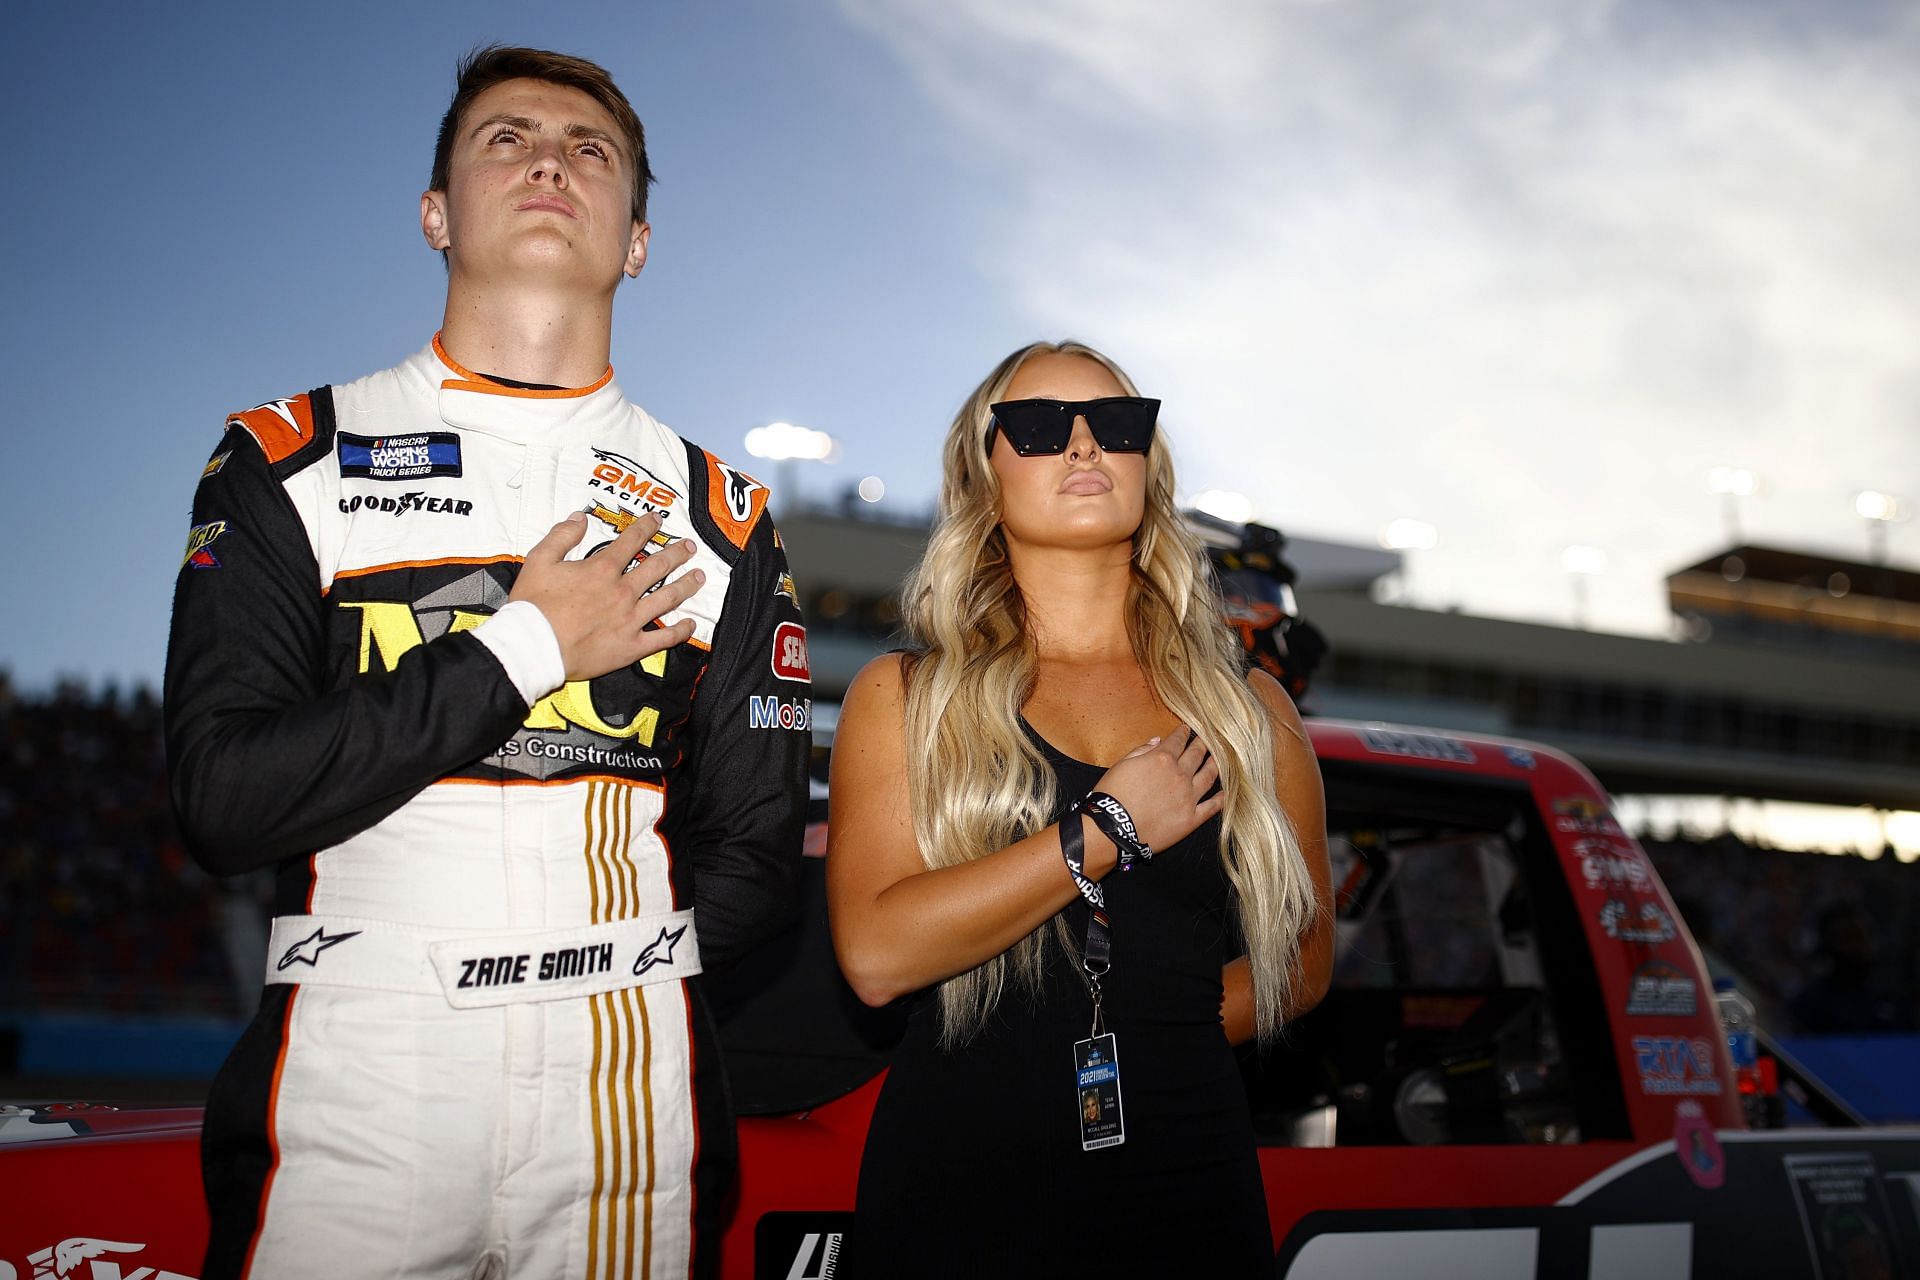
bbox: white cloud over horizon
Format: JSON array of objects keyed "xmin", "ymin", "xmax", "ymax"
[{"xmin": 844, "ymin": 0, "xmax": 1920, "ymax": 634}]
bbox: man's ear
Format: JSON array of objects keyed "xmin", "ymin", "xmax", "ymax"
[
  {"xmin": 421, "ymin": 191, "xmax": 452, "ymax": 251},
  {"xmin": 625, "ymin": 221, "xmax": 651, "ymax": 278}
]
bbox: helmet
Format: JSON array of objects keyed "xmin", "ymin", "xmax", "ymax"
[{"xmin": 1184, "ymin": 510, "xmax": 1328, "ymax": 707}]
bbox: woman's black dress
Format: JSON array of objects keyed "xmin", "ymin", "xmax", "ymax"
[{"xmin": 846, "ymin": 725, "xmax": 1274, "ymax": 1277}]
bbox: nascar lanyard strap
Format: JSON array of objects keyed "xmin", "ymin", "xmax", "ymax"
[
  {"xmin": 1060, "ymin": 799, "xmax": 1130, "ymax": 1150},
  {"xmin": 1058, "ymin": 798, "xmax": 1111, "ymax": 1018}
]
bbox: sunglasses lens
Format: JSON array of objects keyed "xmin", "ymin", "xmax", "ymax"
[
  {"xmin": 991, "ymin": 403, "xmax": 1072, "ymax": 456},
  {"xmin": 1087, "ymin": 400, "xmax": 1157, "ymax": 452}
]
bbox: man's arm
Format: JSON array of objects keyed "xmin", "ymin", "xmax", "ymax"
[
  {"xmin": 163, "ymin": 424, "xmax": 541, "ymax": 875},
  {"xmin": 671, "ymin": 513, "xmax": 810, "ymax": 968}
]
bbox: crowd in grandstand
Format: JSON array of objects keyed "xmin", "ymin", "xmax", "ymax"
[
  {"xmin": 1, "ymin": 675, "xmax": 262, "ymax": 1015},
  {"xmin": 1650, "ymin": 835, "xmax": 1917, "ymax": 1033},
  {"xmin": 2, "ymin": 678, "xmax": 1914, "ymax": 1032}
]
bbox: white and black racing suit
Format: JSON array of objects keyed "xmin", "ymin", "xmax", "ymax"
[{"xmin": 164, "ymin": 336, "xmax": 811, "ymax": 1280}]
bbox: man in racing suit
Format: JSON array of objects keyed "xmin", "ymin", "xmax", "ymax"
[{"xmin": 164, "ymin": 48, "xmax": 808, "ymax": 1279}]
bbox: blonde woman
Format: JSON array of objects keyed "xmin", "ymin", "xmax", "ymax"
[{"xmin": 827, "ymin": 341, "xmax": 1334, "ymax": 1274}]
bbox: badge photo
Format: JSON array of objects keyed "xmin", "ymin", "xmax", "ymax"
[{"xmin": 1073, "ymin": 1033, "xmax": 1126, "ymax": 1151}]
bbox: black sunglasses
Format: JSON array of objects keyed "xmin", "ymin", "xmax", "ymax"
[{"xmin": 985, "ymin": 397, "xmax": 1160, "ymax": 457}]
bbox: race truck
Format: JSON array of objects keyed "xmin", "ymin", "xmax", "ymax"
[
  {"xmin": 8, "ymin": 720, "xmax": 1915, "ymax": 1279},
  {"xmin": 5, "ymin": 525, "xmax": 1916, "ymax": 1279}
]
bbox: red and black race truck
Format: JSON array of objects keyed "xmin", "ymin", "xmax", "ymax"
[{"xmin": 5, "ymin": 718, "xmax": 1917, "ymax": 1279}]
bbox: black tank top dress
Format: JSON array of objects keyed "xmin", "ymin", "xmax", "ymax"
[{"xmin": 844, "ymin": 725, "xmax": 1274, "ymax": 1277}]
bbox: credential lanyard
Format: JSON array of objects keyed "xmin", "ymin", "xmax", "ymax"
[
  {"xmin": 1061, "ymin": 803, "xmax": 1127, "ymax": 1150},
  {"xmin": 1058, "ymin": 802, "xmax": 1111, "ymax": 1036}
]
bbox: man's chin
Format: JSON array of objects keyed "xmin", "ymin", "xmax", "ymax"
[{"xmin": 452, "ymin": 243, "xmax": 624, "ymax": 293}]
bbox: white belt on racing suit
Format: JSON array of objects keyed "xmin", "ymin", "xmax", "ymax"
[{"xmin": 263, "ymin": 910, "xmax": 701, "ymax": 1009}]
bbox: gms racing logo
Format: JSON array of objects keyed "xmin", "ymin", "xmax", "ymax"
[
  {"xmin": 1575, "ymin": 839, "xmax": 1651, "ymax": 892},
  {"xmin": 588, "ymin": 448, "xmax": 680, "ymax": 514},
  {"xmin": 339, "ymin": 568, "xmax": 675, "ymax": 780}
]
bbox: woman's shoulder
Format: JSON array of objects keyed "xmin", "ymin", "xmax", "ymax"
[
  {"xmin": 852, "ymin": 650, "xmax": 908, "ymax": 691},
  {"xmin": 841, "ymin": 651, "xmax": 910, "ymax": 723}
]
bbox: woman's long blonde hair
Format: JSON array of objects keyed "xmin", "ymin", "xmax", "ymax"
[{"xmin": 899, "ymin": 340, "xmax": 1319, "ymax": 1046}]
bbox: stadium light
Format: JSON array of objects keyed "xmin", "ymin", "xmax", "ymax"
[
  {"xmin": 1708, "ymin": 467, "xmax": 1758, "ymax": 498},
  {"xmin": 1562, "ymin": 545, "xmax": 1608, "ymax": 576},
  {"xmin": 1378, "ymin": 519, "xmax": 1439, "ymax": 551},
  {"xmin": 1855, "ymin": 490, "xmax": 1900, "ymax": 522},
  {"xmin": 1562, "ymin": 545, "xmax": 1607, "ymax": 630},
  {"xmin": 745, "ymin": 422, "xmax": 840, "ymax": 463},
  {"xmin": 1856, "ymin": 489, "xmax": 1902, "ymax": 566},
  {"xmin": 1707, "ymin": 467, "xmax": 1761, "ymax": 545},
  {"xmin": 1373, "ymin": 520, "xmax": 1440, "ymax": 608}
]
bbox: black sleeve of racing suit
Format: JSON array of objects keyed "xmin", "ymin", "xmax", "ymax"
[
  {"xmin": 164, "ymin": 421, "xmax": 531, "ymax": 876},
  {"xmin": 673, "ymin": 515, "xmax": 809, "ymax": 969}
]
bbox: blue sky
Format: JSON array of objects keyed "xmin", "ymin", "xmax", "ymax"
[{"xmin": 6, "ymin": 0, "xmax": 1917, "ymax": 689}]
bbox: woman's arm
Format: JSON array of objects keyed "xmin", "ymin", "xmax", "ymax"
[
  {"xmin": 827, "ymin": 653, "xmax": 1220, "ymax": 1007},
  {"xmin": 1222, "ymin": 956, "xmax": 1256, "ymax": 1046},
  {"xmin": 1220, "ymin": 672, "xmax": 1337, "ymax": 1043}
]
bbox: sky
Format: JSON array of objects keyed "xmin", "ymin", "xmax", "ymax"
[{"xmin": 5, "ymin": 0, "xmax": 1918, "ymax": 691}]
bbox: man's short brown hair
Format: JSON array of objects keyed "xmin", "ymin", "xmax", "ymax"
[{"xmin": 431, "ymin": 45, "xmax": 654, "ymax": 225}]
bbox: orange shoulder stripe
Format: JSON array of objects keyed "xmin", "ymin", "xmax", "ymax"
[{"xmin": 228, "ymin": 396, "xmax": 316, "ymax": 465}]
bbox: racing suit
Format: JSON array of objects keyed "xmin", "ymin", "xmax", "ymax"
[{"xmin": 164, "ymin": 337, "xmax": 811, "ymax": 1279}]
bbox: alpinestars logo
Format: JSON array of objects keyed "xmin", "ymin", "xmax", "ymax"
[
  {"xmin": 715, "ymin": 461, "xmax": 765, "ymax": 524},
  {"xmin": 276, "ymin": 926, "xmax": 361, "ymax": 971},
  {"xmin": 241, "ymin": 399, "xmax": 305, "ymax": 438},
  {"xmin": 632, "ymin": 924, "xmax": 688, "ymax": 976}
]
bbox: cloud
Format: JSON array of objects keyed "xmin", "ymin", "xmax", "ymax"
[{"xmin": 844, "ymin": 0, "xmax": 1920, "ymax": 632}]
